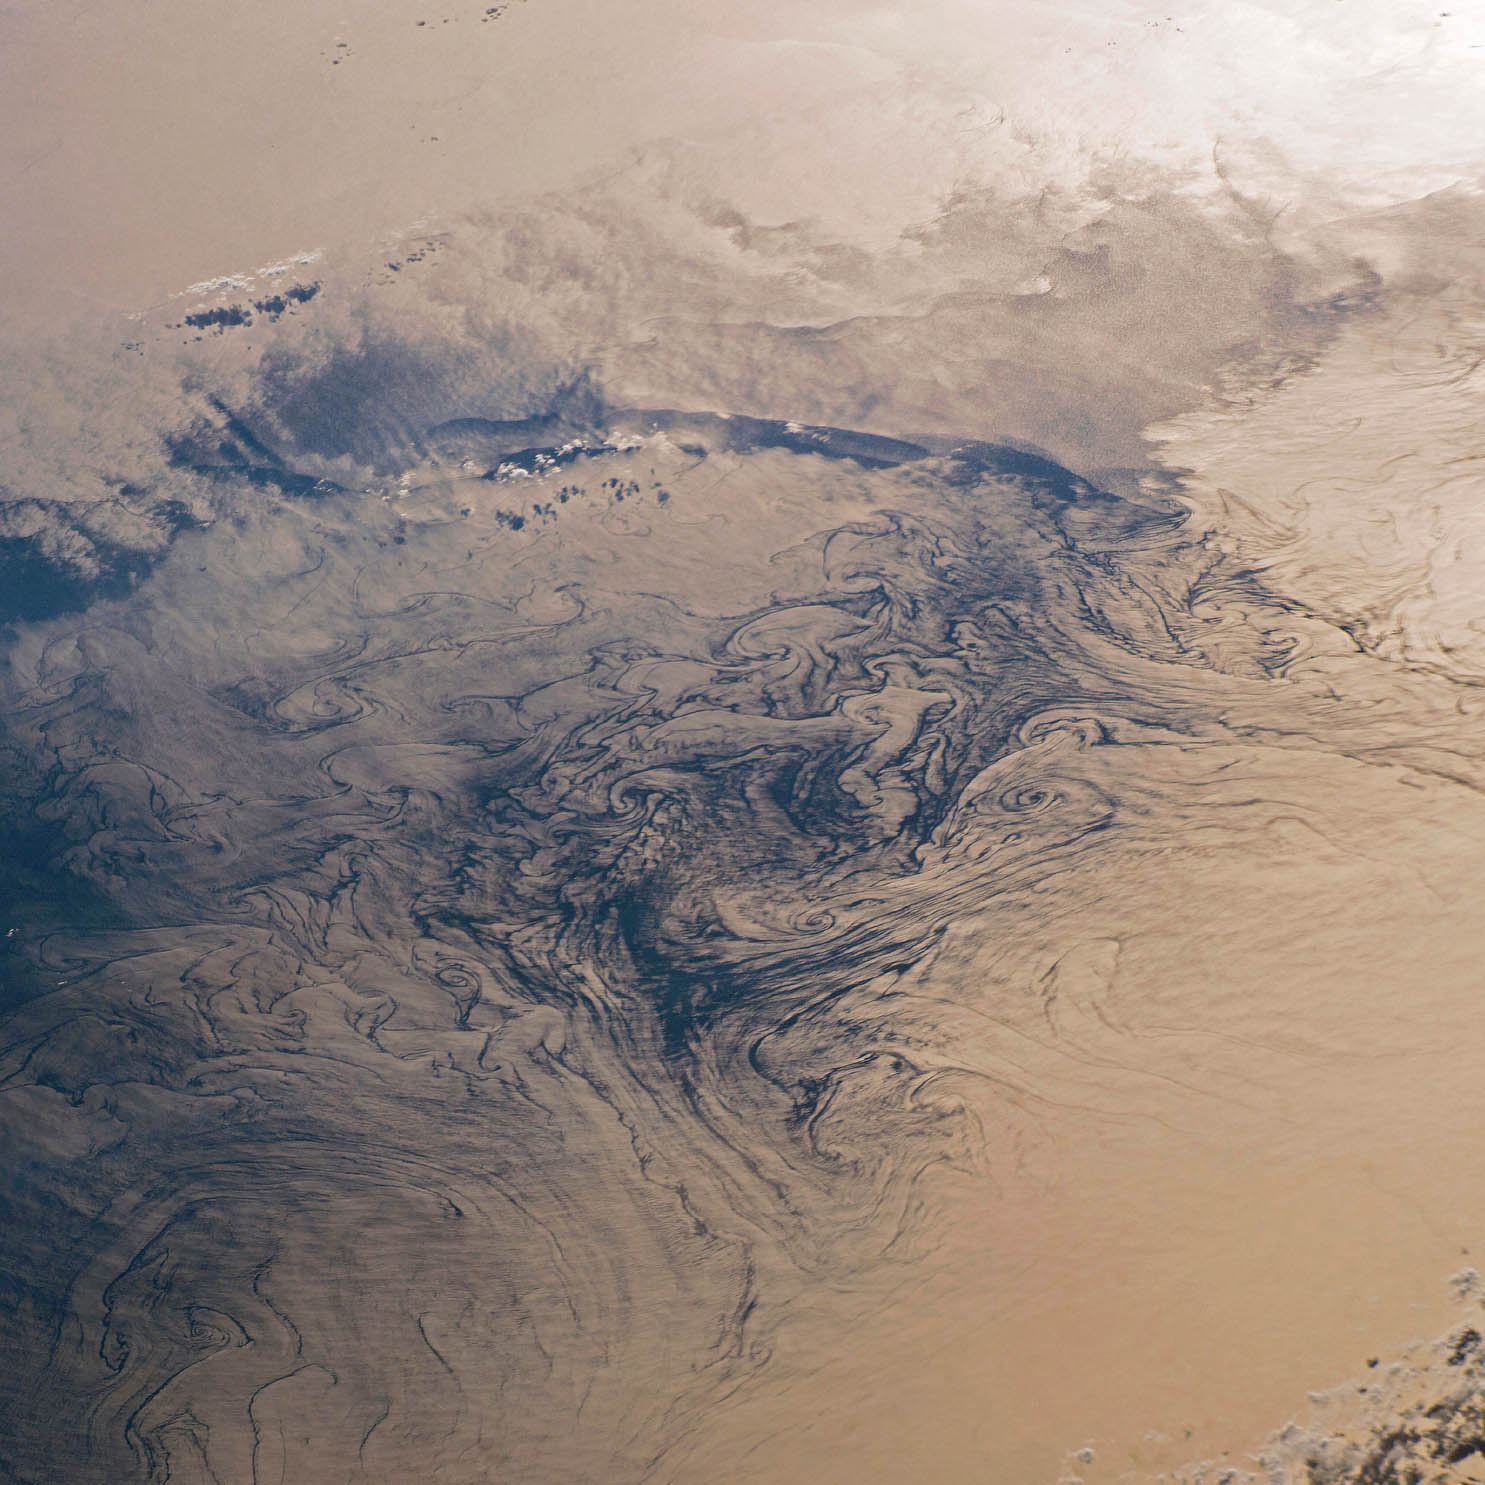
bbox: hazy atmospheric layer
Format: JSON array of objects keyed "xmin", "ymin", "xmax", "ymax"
[{"xmin": 6, "ymin": 2, "xmax": 1485, "ymax": 1482}]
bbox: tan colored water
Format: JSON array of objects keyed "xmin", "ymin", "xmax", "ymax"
[{"xmin": 4, "ymin": 3, "xmax": 1485, "ymax": 1481}]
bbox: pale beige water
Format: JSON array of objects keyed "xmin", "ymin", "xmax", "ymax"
[{"xmin": 5, "ymin": 2, "xmax": 1485, "ymax": 1481}]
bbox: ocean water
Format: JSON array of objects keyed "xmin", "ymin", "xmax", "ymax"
[
  {"xmin": 5, "ymin": 5, "xmax": 1485, "ymax": 1477},
  {"xmin": 7, "ymin": 354, "xmax": 1485, "ymax": 1480}
]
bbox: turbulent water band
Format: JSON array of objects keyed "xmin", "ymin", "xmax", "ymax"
[{"xmin": 0, "ymin": 399, "xmax": 1476, "ymax": 1482}]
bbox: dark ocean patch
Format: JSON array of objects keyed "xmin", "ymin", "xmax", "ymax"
[
  {"xmin": 172, "ymin": 282, "xmax": 321, "ymax": 338},
  {"xmin": 0, "ymin": 498, "xmax": 198, "ymax": 627}
]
